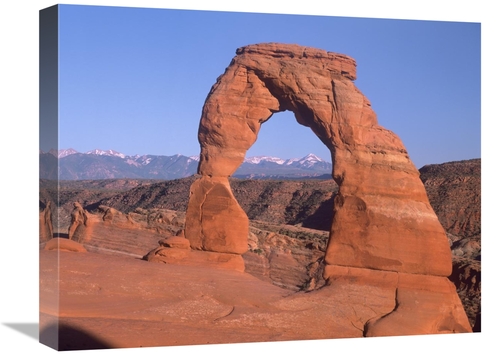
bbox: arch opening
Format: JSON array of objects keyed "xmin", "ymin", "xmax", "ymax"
[
  {"xmin": 244, "ymin": 110, "xmax": 332, "ymax": 165},
  {"xmin": 227, "ymin": 109, "xmax": 337, "ymax": 234}
]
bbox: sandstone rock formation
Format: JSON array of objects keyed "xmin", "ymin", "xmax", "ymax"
[
  {"xmin": 44, "ymin": 237, "xmax": 87, "ymax": 253},
  {"xmin": 99, "ymin": 205, "xmax": 119, "ymax": 222},
  {"xmin": 39, "ymin": 200, "xmax": 54, "ymax": 242},
  {"xmin": 184, "ymin": 42, "xmax": 471, "ymax": 335},
  {"xmin": 68, "ymin": 202, "xmax": 89, "ymax": 242},
  {"xmin": 144, "ymin": 235, "xmax": 245, "ymax": 272},
  {"xmin": 244, "ymin": 222, "xmax": 328, "ymax": 291}
]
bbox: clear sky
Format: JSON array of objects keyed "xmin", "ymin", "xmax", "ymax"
[{"xmin": 53, "ymin": 5, "xmax": 481, "ymax": 168}]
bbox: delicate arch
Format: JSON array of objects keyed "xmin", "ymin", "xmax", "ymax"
[{"xmin": 185, "ymin": 43, "xmax": 451, "ymax": 277}]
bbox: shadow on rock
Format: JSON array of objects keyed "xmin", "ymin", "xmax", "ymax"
[{"xmin": 301, "ymin": 196, "xmax": 335, "ymax": 231}]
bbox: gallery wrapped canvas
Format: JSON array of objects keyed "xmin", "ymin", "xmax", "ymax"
[{"xmin": 38, "ymin": 3, "xmax": 480, "ymax": 352}]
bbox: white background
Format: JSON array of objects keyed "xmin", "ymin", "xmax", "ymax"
[{"xmin": 0, "ymin": 1, "xmax": 495, "ymax": 354}]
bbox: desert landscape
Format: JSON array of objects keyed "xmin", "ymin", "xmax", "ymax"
[
  {"xmin": 38, "ymin": 157, "xmax": 480, "ymax": 350},
  {"xmin": 39, "ymin": 43, "xmax": 480, "ymax": 351}
]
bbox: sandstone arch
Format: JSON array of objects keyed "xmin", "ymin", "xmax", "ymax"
[{"xmin": 185, "ymin": 42, "xmax": 452, "ymax": 277}]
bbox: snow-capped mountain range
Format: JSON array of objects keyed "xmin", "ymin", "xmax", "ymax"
[
  {"xmin": 39, "ymin": 148, "xmax": 332, "ymax": 180},
  {"xmin": 53, "ymin": 148, "xmax": 327, "ymax": 165}
]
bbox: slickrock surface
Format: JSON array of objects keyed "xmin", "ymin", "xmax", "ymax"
[
  {"xmin": 39, "ymin": 197, "xmax": 472, "ymax": 350},
  {"xmin": 39, "ymin": 249, "xmax": 468, "ymax": 350}
]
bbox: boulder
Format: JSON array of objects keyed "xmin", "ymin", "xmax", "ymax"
[
  {"xmin": 158, "ymin": 236, "xmax": 191, "ymax": 249},
  {"xmin": 44, "ymin": 238, "xmax": 87, "ymax": 253}
]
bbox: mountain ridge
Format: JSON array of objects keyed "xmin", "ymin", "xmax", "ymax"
[{"xmin": 39, "ymin": 149, "xmax": 333, "ymax": 180}]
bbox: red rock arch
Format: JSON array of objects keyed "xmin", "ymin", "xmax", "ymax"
[{"xmin": 185, "ymin": 43, "xmax": 451, "ymax": 277}]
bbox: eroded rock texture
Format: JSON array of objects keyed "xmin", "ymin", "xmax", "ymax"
[
  {"xmin": 39, "ymin": 200, "xmax": 54, "ymax": 242},
  {"xmin": 186, "ymin": 176, "xmax": 248, "ymax": 254},
  {"xmin": 68, "ymin": 202, "xmax": 91, "ymax": 243},
  {"xmin": 184, "ymin": 43, "xmax": 470, "ymax": 335}
]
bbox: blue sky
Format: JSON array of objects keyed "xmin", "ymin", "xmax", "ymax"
[{"xmin": 54, "ymin": 5, "xmax": 481, "ymax": 168}]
